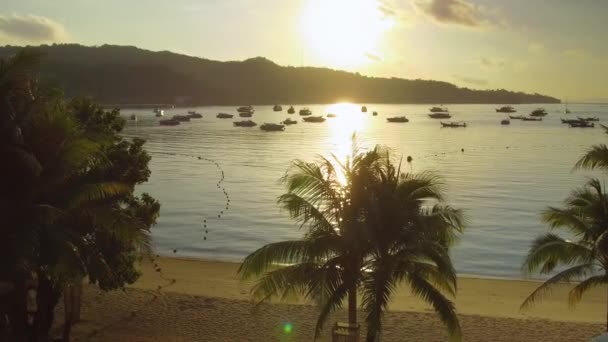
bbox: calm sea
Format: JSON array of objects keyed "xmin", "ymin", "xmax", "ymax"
[{"xmin": 122, "ymin": 103, "xmax": 608, "ymax": 279}]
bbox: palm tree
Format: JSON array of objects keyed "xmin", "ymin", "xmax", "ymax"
[
  {"xmin": 522, "ymin": 178, "xmax": 608, "ymax": 331},
  {"xmin": 238, "ymin": 137, "xmax": 464, "ymax": 341}
]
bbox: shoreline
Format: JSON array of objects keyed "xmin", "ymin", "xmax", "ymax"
[{"xmin": 133, "ymin": 257, "xmax": 605, "ymax": 324}]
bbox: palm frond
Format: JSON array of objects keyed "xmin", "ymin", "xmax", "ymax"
[
  {"xmin": 66, "ymin": 182, "xmax": 132, "ymax": 209},
  {"xmin": 361, "ymin": 257, "xmax": 398, "ymax": 342},
  {"xmin": 523, "ymin": 233, "xmax": 593, "ymax": 275},
  {"xmin": 520, "ymin": 263, "xmax": 594, "ymax": 309},
  {"xmin": 574, "ymin": 144, "xmax": 608, "ymax": 171},
  {"xmin": 568, "ymin": 274, "xmax": 608, "ymax": 307},
  {"xmin": 249, "ymin": 263, "xmax": 319, "ymax": 303}
]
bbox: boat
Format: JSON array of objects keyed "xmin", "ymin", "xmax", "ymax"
[
  {"xmin": 373, "ymin": 111, "xmax": 378, "ymax": 116},
  {"xmin": 441, "ymin": 121, "xmax": 466, "ymax": 128},
  {"xmin": 569, "ymin": 121, "xmax": 594, "ymax": 128},
  {"xmin": 578, "ymin": 116, "xmax": 599, "ymax": 122},
  {"xmin": 187, "ymin": 110, "xmax": 197, "ymax": 115},
  {"xmin": 522, "ymin": 116, "xmax": 542, "ymax": 121},
  {"xmin": 303, "ymin": 116, "xmax": 326, "ymax": 123},
  {"xmin": 326, "ymin": 113, "xmax": 337, "ymax": 118},
  {"xmin": 154, "ymin": 108, "xmax": 164, "ymax": 117},
  {"xmin": 172, "ymin": 115, "xmax": 191, "ymax": 122},
  {"xmin": 129, "ymin": 114, "xmax": 138, "ymax": 121},
  {"xmin": 260, "ymin": 123, "xmax": 285, "ymax": 131},
  {"xmin": 530, "ymin": 108, "xmax": 548, "ymax": 117},
  {"xmin": 233, "ymin": 120, "xmax": 257, "ymax": 127},
  {"xmin": 428, "ymin": 113, "xmax": 451, "ymax": 119},
  {"xmin": 501, "ymin": 119, "xmax": 510, "ymax": 125},
  {"xmin": 496, "ymin": 106, "xmax": 516, "ymax": 113},
  {"xmin": 217, "ymin": 113, "xmax": 234, "ymax": 119},
  {"xmin": 509, "ymin": 115, "xmax": 526, "ymax": 120},
  {"xmin": 282, "ymin": 118, "xmax": 298, "ymax": 125},
  {"xmin": 561, "ymin": 118, "xmax": 582, "ymax": 124},
  {"xmin": 565, "ymin": 101, "xmax": 571, "ymax": 114},
  {"xmin": 186, "ymin": 112, "xmax": 203, "ymax": 119},
  {"xmin": 430, "ymin": 106, "xmax": 448, "ymax": 113},
  {"xmin": 287, "ymin": 106, "xmax": 295, "ymax": 114},
  {"xmin": 159, "ymin": 119, "xmax": 180, "ymax": 126},
  {"xmin": 273, "ymin": 105, "xmax": 283, "ymax": 112},
  {"xmin": 386, "ymin": 116, "xmax": 409, "ymax": 123},
  {"xmin": 361, "ymin": 106, "xmax": 368, "ymax": 112},
  {"xmin": 237, "ymin": 105, "xmax": 255, "ymax": 113},
  {"xmin": 239, "ymin": 112, "xmax": 253, "ymax": 117},
  {"xmin": 299, "ymin": 108, "xmax": 312, "ymax": 116}
]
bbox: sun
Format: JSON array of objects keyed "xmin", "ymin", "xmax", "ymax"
[{"xmin": 299, "ymin": 0, "xmax": 393, "ymax": 69}]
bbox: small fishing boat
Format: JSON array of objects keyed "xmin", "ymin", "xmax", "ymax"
[
  {"xmin": 260, "ymin": 123, "xmax": 285, "ymax": 131},
  {"xmin": 326, "ymin": 113, "xmax": 337, "ymax": 118},
  {"xmin": 129, "ymin": 114, "xmax": 138, "ymax": 121},
  {"xmin": 172, "ymin": 115, "xmax": 191, "ymax": 122},
  {"xmin": 187, "ymin": 110, "xmax": 197, "ymax": 115},
  {"xmin": 501, "ymin": 119, "xmax": 510, "ymax": 125},
  {"xmin": 233, "ymin": 120, "xmax": 257, "ymax": 127},
  {"xmin": 578, "ymin": 116, "xmax": 599, "ymax": 122},
  {"xmin": 159, "ymin": 119, "xmax": 180, "ymax": 126},
  {"xmin": 530, "ymin": 108, "xmax": 548, "ymax": 117},
  {"xmin": 496, "ymin": 106, "xmax": 516, "ymax": 113},
  {"xmin": 430, "ymin": 106, "xmax": 448, "ymax": 113},
  {"xmin": 273, "ymin": 105, "xmax": 283, "ymax": 112},
  {"xmin": 428, "ymin": 113, "xmax": 451, "ymax": 119},
  {"xmin": 154, "ymin": 108, "xmax": 164, "ymax": 117},
  {"xmin": 373, "ymin": 111, "xmax": 378, "ymax": 116},
  {"xmin": 386, "ymin": 116, "xmax": 409, "ymax": 123},
  {"xmin": 361, "ymin": 106, "xmax": 368, "ymax": 113},
  {"xmin": 561, "ymin": 118, "xmax": 583, "ymax": 124},
  {"xmin": 509, "ymin": 115, "xmax": 526, "ymax": 120},
  {"xmin": 237, "ymin": 105, "xmax": 255, "ymax": 113},
  {"xmin": 282, "ymin": 118, "xmax": 298, "ymax": 125},
  {"xmin": 441, "ymin": 121, "xmax": 466, "ymax": 128},
  {"xmin": 303, "ymin": 116, "xmax": 326, "ymax": 123},
  {"xmin": 217, "ymin": 113, "xmax": 234, "ymax": 119},
  {"xmin": 287, "ymin": 106, "xmax": 295, "ymax": 114},
  {"xmin": 186, "ymin": 112, "xmax": 203, "ymax": 119},
  {"xmin": 299, "ymin": 108, "xmax": 312, "ymax": 116},
  {"xmin": 239, "ymin": 112, "xmax": 253, "ymax": 117},
  {"xmin": 569, "ymin": 121, "xmax": 594, "ymax": 128},
  {"xmin": 522, "ymin": 116, "xmax": 542, "ymax": 121}
]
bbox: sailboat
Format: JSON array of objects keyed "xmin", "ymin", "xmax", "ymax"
[{"xmin": 565, "ymin": 101, "xmax": 571, "ymax": 114}]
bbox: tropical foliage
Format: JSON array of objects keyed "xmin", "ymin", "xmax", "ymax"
[
  {"xmin": 0, "ymin": 49, "xmax": 160, "ymax": 340},
  {"xmin": 239, "ymin": 137, "xmax": 464, "ymax": 341},
  {"xmin": 522, "ymin": 131, "xmax": 608, "ymax": 331}
]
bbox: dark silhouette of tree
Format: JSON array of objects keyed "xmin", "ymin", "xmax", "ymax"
[
  {"xmin": 0, "ymin": 44, "xmax": 559, "ymax": 105},
  {"xmin": 239, "ymin": 136, "xmax": 464, "ymax": 341},
  {"xmin": 0, "ymin": 49, "xmax": 160, "ymax": 340}
]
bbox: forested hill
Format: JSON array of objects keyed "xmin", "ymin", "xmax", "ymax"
[{"xmin": 0, "ymin": 44, "xmax": 560, "ymax": 105}]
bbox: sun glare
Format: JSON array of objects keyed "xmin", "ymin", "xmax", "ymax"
[{"xmin": 299, "ymin": 0, "xmax": 393, "ymax": 69}]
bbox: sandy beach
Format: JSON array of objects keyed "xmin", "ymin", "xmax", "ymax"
[{"xmin": 57, "ymin": 257, "xmax": 605, "ymax": 341}]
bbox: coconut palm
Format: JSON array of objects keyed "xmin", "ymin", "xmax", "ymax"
[
  {"xmin": 361, "ymin": 158, "xmax": 464, "ymax": 342},
  {"xmin": 521, "ymin": 178, "xmax": 608, "ymax": 330},
  {"xmin": 239, "ymin": 138, "xmax": 464, "ymax": 341}
]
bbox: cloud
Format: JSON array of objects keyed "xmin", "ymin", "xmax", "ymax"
[
  {"xmin": 453, "ymin": 75, "xmax": 488, "ymax": 86},
  {"xmin": 528, "ymin": 42, "xmax": 544, "ymax": 54},
  {"xmin": 365, "ymin": 52, "xmax": 382, "ymax": 61},
  {"xmin": 0, "ymin": 14, "xmax": 68, "ymax": 43},
  {"xmin": 480, "ymin": 56, "xmax": 505, "ymax": 68},
  {"xmin": 563, "ymin": 48, "xmax": 588, "ymax": 59},
  {"xmin": 413, "ymin": 0, "xmax": 488, "ymax": 27}
]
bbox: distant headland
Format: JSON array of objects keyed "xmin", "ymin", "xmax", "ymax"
[{"xmin": 0, "ymin": 44, "xmax": 560, "ymax": 106}]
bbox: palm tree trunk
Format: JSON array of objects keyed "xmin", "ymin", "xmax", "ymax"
[
  {"xmin": 606, "ymin": 284, "xmax": 608, "ymax": 332},
  {"xmin": 348, "ymin": 285, "xmax": 357, "ymax": 326}
]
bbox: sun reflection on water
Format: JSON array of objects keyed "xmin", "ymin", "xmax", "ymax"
[{"xmin": 322, "ymin": 102, "xmax": 368, "ymax": 185}]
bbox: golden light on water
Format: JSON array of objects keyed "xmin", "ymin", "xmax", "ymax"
[
  {"xmin": 299, "ymin": 0, "xmax": 394, "ymax": 69},
  {"xmin": 324, "ymin": 102, "xmax": 368, "ymax": 185}
]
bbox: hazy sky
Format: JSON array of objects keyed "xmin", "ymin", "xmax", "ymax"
[{"xmin": 1, "ymin": 0, "xmax": 607, "ymax": 102}]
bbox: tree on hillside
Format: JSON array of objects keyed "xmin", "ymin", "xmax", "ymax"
[
  {"xmin": 238, "ymin": 137, "xmax": 464, "ymax": 341},
  {"xmin": 0, "ymin": 49, "xmax": 160, "ymax": 341}
]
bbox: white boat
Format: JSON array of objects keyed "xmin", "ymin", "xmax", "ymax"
[{"xmin": 154, "ymin": 108, "xmax": 164, "ymax": 117}]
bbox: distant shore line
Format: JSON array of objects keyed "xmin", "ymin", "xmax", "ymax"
[{"xmin": 104, "ymin": 102, "xmax": 588, "ymax": 109}]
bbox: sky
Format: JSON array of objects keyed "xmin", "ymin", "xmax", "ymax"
[{"xmin": 1, "ymin": 0, "xmax": 607, "ymax": 102}]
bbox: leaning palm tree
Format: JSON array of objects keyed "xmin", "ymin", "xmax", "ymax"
[
  {"xmin": 522, "ymin": 178, "xmax": 608, "ymax": 331},
  {"xmin": 239, "ymin": 137, "xmax": 465, "ymax": 341}
]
